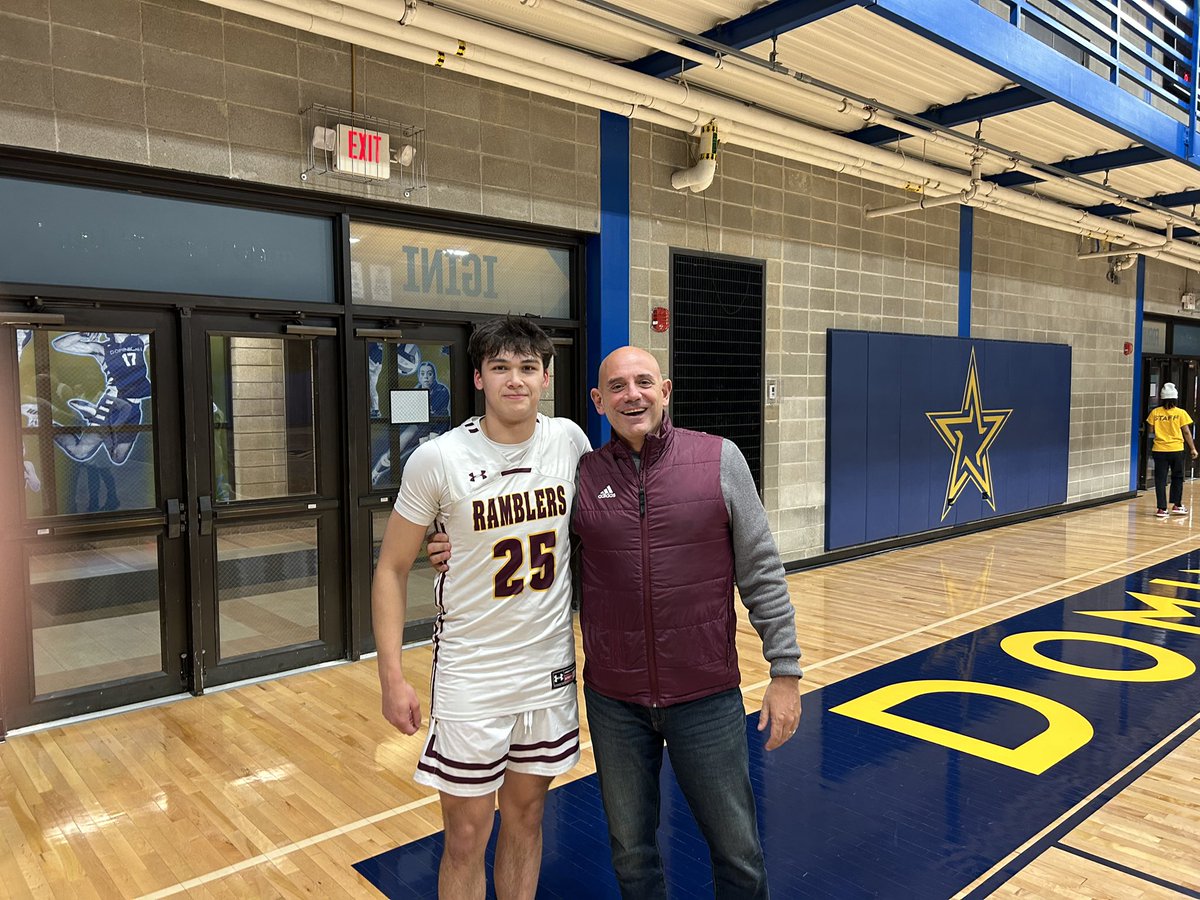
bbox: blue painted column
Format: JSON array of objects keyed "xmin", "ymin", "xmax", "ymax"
[
  {"xmin": 1130, "ymin": 256, "xmax": 1146, "ymax": 492},
  {"xmin": 585, "ymin": 111, "xmax": 631, "ymax": 447},
  {"xmin": 958, "ymin": 206, "xmax": 973, "ymax": 337}
]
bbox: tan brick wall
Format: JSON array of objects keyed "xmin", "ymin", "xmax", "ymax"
[
  {"xmin": 629, "ymin": 123, "xmax": 959, "ymax": 559},
  {"xmin": 0, "ymin": 0, "xmax": 600, "ymax": 229},
  {"xmin": 972, "ymin": 213, "xmax": 1136, "ymax": 503},
  {"xmin": 229, "ymin": 337, "xmax": 287, "ymax": 499}
]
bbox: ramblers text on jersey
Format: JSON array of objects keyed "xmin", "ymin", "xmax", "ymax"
[{"xmin": 471, "ymin": 485, "xmax": 569, "ymax": 532}]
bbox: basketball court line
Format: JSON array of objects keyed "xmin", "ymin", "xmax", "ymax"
[
  {"xmin": 957, "ymin": 708, "xmax": 1200, "ymax": 898},
  {"xmin": 137, "ymin": 532, "xmax": 1200, "ymax": 899},
  {"xmin": 1052, "ymin": 843, "xmax": 1200, "ymax": 899}
]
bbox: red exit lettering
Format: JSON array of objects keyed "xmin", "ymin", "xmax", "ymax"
[{"xmin": 346, "ymin": 129, "xmax": 383, "ymax": 163}]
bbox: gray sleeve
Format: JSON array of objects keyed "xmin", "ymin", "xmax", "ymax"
[{"xmin": 721, "ymin": 439, "xmax": 803, "ymax": 678}]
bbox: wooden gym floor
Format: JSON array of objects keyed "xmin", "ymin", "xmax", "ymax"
[{"xmin": 3, "ymin": 496, "xmax": 1200, "ymax": 898}]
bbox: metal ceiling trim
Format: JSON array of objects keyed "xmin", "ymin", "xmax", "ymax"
[
  {"xmin": 866, "ymin": 0, "xmax": 1190, "ymax": 162},
  {"xmin": 848, "ymin": 86, "xmax": 1049, "ymax": 146}
]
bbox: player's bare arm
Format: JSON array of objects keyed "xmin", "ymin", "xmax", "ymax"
[
  {"xmin": 50, "ymin": 332, "xmax": 107, "ymax": 356},
  {"xmin": 372, "ymin": 511, "xmax": 434, "ymax": 735}
]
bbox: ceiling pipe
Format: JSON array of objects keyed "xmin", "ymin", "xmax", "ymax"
[
  {"xmin": 671, "ymin": 121, "xmax": 719, "ymax": 192},
  {"xmin": 864, "ymin": 191, "xmax": 967, "ymax": 219},
  {"xmin": 515, "ymin": 0, "xmax": 722, "ymax": 71},
  {"xmin": 244, "ymin": 0, "xmax": 692, "ymax": 115},
  {"xmin": 198, "ymin": 0, "xmax": 700, "ymax": 133},
  {"xmin": 1078, "ymin": 225, "xmax": 1175, "ymax": 259}
]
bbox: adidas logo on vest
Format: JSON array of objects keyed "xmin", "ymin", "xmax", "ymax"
[{"xmin": 597, "ymin": 485, "xmax": 616, "ymax": 500}]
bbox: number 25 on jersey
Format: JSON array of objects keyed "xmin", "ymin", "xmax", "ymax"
[{"xmin": 492, "ymin": 531, "xmax": 556, "ymax": 598}]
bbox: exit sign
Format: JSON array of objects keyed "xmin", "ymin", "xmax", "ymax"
[{"xmin": 335, "ymin": 124, "xmax": 390, "ymax": 180}]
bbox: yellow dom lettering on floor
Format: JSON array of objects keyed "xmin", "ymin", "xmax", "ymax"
[{"xmin": 830, "ymin": 581, "xmax": 1200, "ymax": 775}]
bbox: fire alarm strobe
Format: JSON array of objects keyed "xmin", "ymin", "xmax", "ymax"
[{"xmin": 651, "ymin": 307, "xmax": 670, "ymax": 333}]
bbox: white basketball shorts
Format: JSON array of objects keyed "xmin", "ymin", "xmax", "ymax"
[{"xmin": 414, "ymin": 695, "xmax": 580, "ymax": 797}]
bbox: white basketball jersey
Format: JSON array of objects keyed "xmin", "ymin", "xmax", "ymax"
[{"xmin": 394, "ymin": 414, "xmax": 590, "ymax": 720}]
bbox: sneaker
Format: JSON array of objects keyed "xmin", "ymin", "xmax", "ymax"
[
  {"xmin": 1157, "ymin": 509, "xmax": 1169, "ymax": 518},
  {"xmin": 1173, "ymin": 506, "xmax": 1189, "ymax": 516}
]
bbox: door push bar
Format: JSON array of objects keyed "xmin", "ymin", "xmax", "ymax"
[
  {"xmin": 284, "ymin": 324, "xmax": 338, "ymax": 337},
  {"xmin": 197, "ymin": 496, "xmax": 214, "ymax": 536},
  {"xmin": 0, "ymin": 312, "xmax": 66, "ymax": 326},
  {"xmin": 166, "ymin": 498, "xmax": 185, "ymax": 539}
]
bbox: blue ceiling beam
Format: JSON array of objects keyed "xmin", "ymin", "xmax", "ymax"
[
  {"xmin": 847, "ymin": 86, "xmax": 1048, "ymax": 146},
  {"xmin": 867, "ymin": 0, "xmax": 1190, "ymax": 161},
  {"xmin": 986, "ymin": 145, "xmax": 1165, "ymax": 188},
  {"xmin": 626, "ymin": 0, "xmax": 870, "ymax": 78},
  {"xmin": 1087, "ymin": 188, "xmax": 1200, "ymax": 218}
]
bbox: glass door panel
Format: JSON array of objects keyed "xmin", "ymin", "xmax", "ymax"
[
  {"xmin": 368, "ymin": 340, "xmax": 456, "ymax": 491},
  {"xmin": 210, "ymin": 335, "xmax": 317, "ymax": 502},
  {"xmin": 353, "ymin": 324, "xmax": 470, "ymax": 652},
  {"xmin": 1, "ymin": 308, "xmax": 187, "ymax": 730},
  {"xmin": 216, "ymin": 518, "xmax": 320, "ymax": 659},
  {"xmin": 189, "ymin": 314, "xmax": 344, "ymax": 688},
  {"xmin": 28, "ymin": 535, "xmax": 164, "ymax": 694}
]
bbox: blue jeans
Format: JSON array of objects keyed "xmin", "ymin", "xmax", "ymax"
[{"xmin": 585, "ymin": 685, "xmax": 768, "ymax": 900}]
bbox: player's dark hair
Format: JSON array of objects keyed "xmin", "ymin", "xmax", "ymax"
[
  {"xmin": 1164, "ymin": 399, "xmax": 1177, "ymax": 409},
  {"xmin": 468, "ymin": 317, "xmax": 554, "ymax": 373}
]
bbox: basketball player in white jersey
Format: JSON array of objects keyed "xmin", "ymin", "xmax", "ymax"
[{"xmin": 372, "ymin": 317, "xmax": 590, "ymax": 900}]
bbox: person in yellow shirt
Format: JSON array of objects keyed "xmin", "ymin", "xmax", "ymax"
[{"xmin": 1147, "ymin": 382, "xmax": 1198, "ymax": 517}]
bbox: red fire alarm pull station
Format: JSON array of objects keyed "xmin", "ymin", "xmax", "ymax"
[
  {"xmin": 1124, "ymin": 341, "xmax": 1133, "ymax": 356},
  {"xmin": 651, "ymin": 307, "xmax": 670, "ymax": 332}
]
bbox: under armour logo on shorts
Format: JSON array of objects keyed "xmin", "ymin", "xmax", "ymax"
[{"xmin": 551, "ymin": 664, "xmax": 576, "ymax": 688}]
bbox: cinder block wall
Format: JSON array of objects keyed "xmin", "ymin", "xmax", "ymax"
[
  {"xmin": 0, "ymin": 0, "xmax": 600, "ymax": 229},
  {"xmin": 629, "ymin": 124, "xmax": 959, "ymax": 559},
  {"xmin": 972, "ymin": 212, "xmax": 1136, "ymax": 502}
]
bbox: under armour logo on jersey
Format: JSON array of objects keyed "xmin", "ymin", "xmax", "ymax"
[
  {"xmin": 597, "ymin": 485, "xmax": 616, "ymax": 499},
  {"xmin": 469, "ymin": 470, "xmax": 488, "ymax": 482}
]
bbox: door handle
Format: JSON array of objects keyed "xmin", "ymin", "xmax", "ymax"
[
  {"xmin": 166, "ymin": 498, "xmax": 184, "ymax": 539},
  {"xmin": 198, "ymin": 496, "xmax": 213, "ymax": 536}
]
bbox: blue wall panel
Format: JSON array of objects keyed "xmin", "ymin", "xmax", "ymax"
[
  {"xmin": 826, "ymin": 330, "xmax": 1071, "ymax": 550},
  {"xmin": 894, "ymin": 335, "xmax": 948, "ymax": 536},
  {"xmin": 863, "ymin": 333, "xmax": 903, "ymax": 543},
  {"xmin": 826, "ymin": 330, "xmax": 870, "ymax": 547}
]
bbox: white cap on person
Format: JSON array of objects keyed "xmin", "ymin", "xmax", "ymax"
[{"xmin": 1162, "ymin": 383, "xmax": 1179, "ymax": 400}]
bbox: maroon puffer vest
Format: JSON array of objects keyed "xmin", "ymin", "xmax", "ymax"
[{"xmin": 574, "ymin": 417, "xmax": 739, "ymax": 707}]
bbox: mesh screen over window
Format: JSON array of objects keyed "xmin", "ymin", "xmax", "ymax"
[{"xmin": 670, "ymin": 252, "xmax": 765, "ymax": 490}]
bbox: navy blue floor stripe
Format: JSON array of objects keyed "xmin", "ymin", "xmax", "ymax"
[
  {"xmin": 356, "ymin": 549, "xmax": 1200, "ymax": 899},
  {"xmin": 1054, "ymin": 842, "xmax": 1200, "ymax": 899}
]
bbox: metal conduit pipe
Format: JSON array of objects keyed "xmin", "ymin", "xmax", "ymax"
[
  {"xmin": 248, "ymin": 0, "xmax": 686, "ymax": 115},
  {"xmin": 865, "ymin": 191, "xmax": 968, "ymax": 219},
  {"xmin": 206, "ymin": 0, "xmax": 1200, "ymax": 270},
  {"xmin": 700, "ymin": 118, "xmax": 1200, "ymax": 266},
  {"xmin": 724, "ymin": 126, "xmax": 1200, "ymax": 268},
  {"xmin": 1078, "ymin": 225, "xmax": 1175, "ymax": 259},
  {"xmin": 198, "ymin": 0, "xmax": 699, "ymax": 133},
  {"xmin": 713, "ymin": 130, "xmax": 950, "ymax": 197},
  {"xmin": 515, "ymin": 0, "xmax": 722, "ymax": 70}
]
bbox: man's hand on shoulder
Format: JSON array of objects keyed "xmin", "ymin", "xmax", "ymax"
[
  {"xmin": 427, "ymin": 531, "xmax": 451, "ymax": 572},
  {"xmin": 758, "ymin": 675, "xmax": 801, "ymax": 751}
]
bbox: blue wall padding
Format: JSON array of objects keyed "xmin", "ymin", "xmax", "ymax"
[
  {"xmin": 825, "ymin": 330, "xmax": 1071, "ymax": 551},
  {"xmin": 826, "ymin": 330, "xmax": 870, "ymax": 547}
]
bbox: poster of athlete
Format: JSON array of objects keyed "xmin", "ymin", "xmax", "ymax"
[
  {"xmin": 16, "ymin": 330, "xmax": 157, "ymax": 516},
  {"xmin": 369, "ymin": 342, "xmax": 453, "ymax": 489}
]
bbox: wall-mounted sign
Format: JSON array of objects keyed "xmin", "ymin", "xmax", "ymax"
[
  {"xmin": 1143, "ymin": 319, "xmax": 1166, "ymax": 355},
  {"xmin": 335, "ymin": 124, "xmax": 390, "ymax": 180}
]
